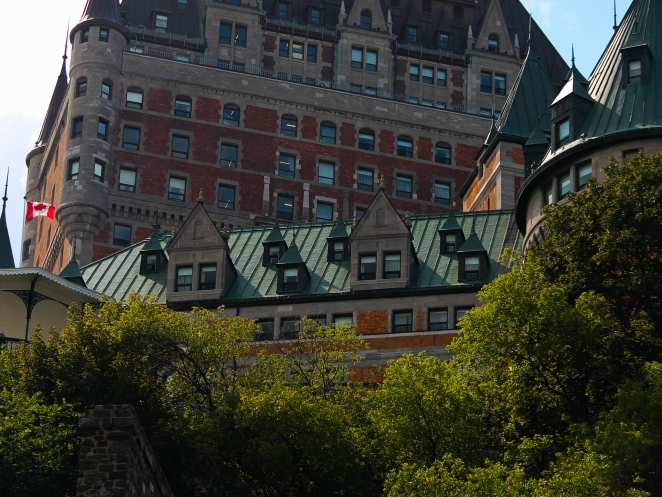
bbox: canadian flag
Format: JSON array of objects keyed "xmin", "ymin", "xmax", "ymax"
[{"xmin": 26, "ymin": 202, "xmax": 56, "ymax": 220}]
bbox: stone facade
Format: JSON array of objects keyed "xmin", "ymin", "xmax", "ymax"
[
  {"xmin": 22, "ymin": 0, "xmax": 567, "ymax": 269},
  {"xmin": 76, "ymin": 405, "xmax": 174, "ymax": 497}
]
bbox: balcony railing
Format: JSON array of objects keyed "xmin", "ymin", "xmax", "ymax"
[{"xmin": 123, "ymin": 44, "xmax": 490, "ymax": 117}]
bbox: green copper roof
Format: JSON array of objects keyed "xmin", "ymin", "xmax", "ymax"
[
  {"xmin": 263, "ymin": 221, "xmax": 286, "ymax": 245},
  {"xmin": 439, "ymin": 210, "xmax": 462, "ymax": 232},
  {"xmin": 327, "ymin": 221, "xmax": 350, "ymax": 239},
  {"xmin": 277, "ymin": 242, "xmax": 306, "ymax": 266},
  {"xmin": 494, "ymin": 44, "xmax": 559, "ymax": 140},
  {"xmin": 457, "ymin": 232, "xmax": 489, "ymax": 254},
  {"xmin": 551, "ymin": 60, "xmax": 593, "ymax": 106},
  {"xmin": 81, "ymin": 210, "xmax": 521, "ymax": 303},
  {"xmin": 0, "ymin": 183, "xmax": 14, "ymax": 270},
  {"xmin": 59, "ymin": 256, "xmax": 86, "ymax": 287},
  {"xmin": 525, "ymin": 118, "xmax": 551, "ymax": 146},
  {"xmin": 581, "ymin": 0, "xmax": 662, "ymax": 138}
]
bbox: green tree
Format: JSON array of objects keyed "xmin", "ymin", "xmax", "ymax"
[{"xmin": 368, "ymin": 353, "xmax": 484, "ymax": 467}]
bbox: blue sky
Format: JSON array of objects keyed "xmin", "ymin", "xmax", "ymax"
[{"xmin": 0, "ymin": 0, "xmax": 627, "ymax": 266}]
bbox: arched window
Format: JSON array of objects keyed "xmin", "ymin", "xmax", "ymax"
[
  {"xmin": 281, "ymin": 115, "xmax": 298, "ymax": 137},
  {"xmin": 435, "ymin": 143, "xmax": 451, "ymax": 164},
  {"xmin": 101, "ymin": 80, "xmax": 112, "ymax": 100},
  {"xmin": 126, "ymin": 87, "xmax": 144, "ymax": 110},
  {"xmin": 422, "ymin": 0, "xmax": 432, "ymax": 14},
  {"xmin": 453, "ymin": 6, "xmax": 464, "ymax": 20},
  {"xmin": 320, "ymin": 122, "xmax": 336, "ymax": 144},
  {"xmin": 223, "ymin": 104, "xmax": 240, "ymax": 126},
  {"xmin": 396, "ymin": 135, "xmax": 413, "ymax": 157},
  {"xmin": 360, "ymin": 10, "xmax": 372, "ymax": 29},
  {"xmin": 174, "ymin": 95, "xmax": 192, "ymax": 118},
  {"xmin": 358, "ymin": 129, "xmax": 375, "ymax": 151},
  {"xmin": 488, "ymin": 34, "xmax": 499, "ymax": 52},
  {"xmin": 75, "ymin": 78, "xmax": 87, "ymax": 98}
]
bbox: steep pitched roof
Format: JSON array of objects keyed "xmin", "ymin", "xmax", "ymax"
[
  {"xmin": 327, "ymin": 221, "xmax": 350, "ymax": 239},
  {"xmin": 439, "ymin": 210, "xmax": 461, "ymax": 231},
  {"xmin": 263, "ymin": 221, "xmax": 287, "ymax": 245},
  {"xmin": 36, "ymin": 57, "xmax": 68, "ymax": 147},
  {"xmin": 81, "ymin": 210, "xmax": 522, "ymax": 303},
  {"xmin": 277, "ymin": 242, "xmax": 307, "ymax": 266},
  {"xmin": 0, "ymin": 176, "xmax": 14, "ymax": 269},
  {"xmin": 551, "ymin": 52, "xmax": 593, "ymax": 106},
  {"xmin": 72, "ymin": 0, "xmax": 128, "ymax": 42},
  {"xmin": 59, "ymin": 254, "xmax": 87, "ymax": 287},
  {"xmin": 457, "ymin": 232, "xmax": 488, "ymax": 254},
  {"xmin": 580, "ymin": 0, "xmax": 662, "ymax": 138},
  {"xmin": 494, "ymin": 43, "xmax": 558, "ymax": 139}
]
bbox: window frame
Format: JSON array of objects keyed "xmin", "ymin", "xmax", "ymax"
[
  {"xmin": 422, "ymin": 66, "xmax": 434, "ymax": 84},
  {"xmin": 494, "ymin": 74, "xmax": 506, "ymax": 96},
  {"xmin": 292, "ymin": 42, "xmax": 304, "ymax": 60},
  {"xmin": 174, "ymin": 96, "xmax": 192, "ymax": 118},
  {"xmin": 454, "ymin": 307, "xmax": 472, "ymax": 328},
  {"xmin": 122, "ymin": 126, "xmax": 141, "ymax": 151},
  {"xmin": 434, "ymin": 181, "xmax": 451, "ymax": 205},
  {"xmin": 577, "ymin": 162, "xmax": 592, "ymax": 190},
  {"xmin": 409, "ymin": 64, "xmax": 420, "ymax": 81},
  {"xmin": 101, "ymin": 80, "xmax": 112, "ymax": 100},
  {"xmin": 359, "ymin": 254, "xmax": 377, "ymax": 281},
  {"xmin": 280, "ymin": 115, "xmax": 298, "ymax": 137},
  {"xmin": 383, "ymin": 252, "xmax": 401, "ymax": 279},
  {"xmin": 351, "ymin": 47, "xmax": 363, "ymax": 69},
  {"xmin": 155, "ymin": 14, "xmax": 168, "ymax": 33},
  {"xmin": 429, "ymin": 309, "xmax": 448, "ymax": 331},
  {"xmin": 559, "ymin": 171, "xmax": 571, "ymax": 199},
  {"xmin": 393, "ymin": 310, "xmax": 413, "ymax": 333},
  {"xmin": 357, "ymin": 167, "xmax": 374, "ymax": 191},
  {"xmin": 113, "ymin": 224, "xmax": 132, "ymax": 247},
  {"xmin": 360, "ymin": 10, "xmax": 372, "ymax": 30},
  {"xmin": 219, "ymin": 22, "xmax": 232, "ymax": 44},
  {"xmin": 628, "ymin": 59, "xmax": 642, "ymax": 85},
  {"xmin": 175, "ymin": 266, "xmax": 193, "ymax": 292},
  {"xmin": 93, "ymin": 160, "xmax": 105, "ymax": 183},
  {"xmin": 199, "ymin": 265, "xmax": 217, "ymax": 291},
  {"xmin": 126, "ymin": 88, "xmax": 144, "ymax": 110},
  {"xmin": 220, "ymin": 143, "xmax": 239, "ymax": 168},
  {"xmin": 279, "ymin": 39, "xmax": 290, "ymax": 58},
  {"xmin": 171, "ymin": 135, "xmax": 190, "ymax": 159},
  {"xmin": 307, "ymin": 44, "xmax": 317, "ymax": 63},
  {"xmin": 557, "ymin": 118, "xmax": 570, "ymax": 147},
  {"xmin": 223, "ymin": 104, "xmax": 240, "ymax": 126},
  {"xmin": 75, "ymin": 78, "xmax": 87, "ymax": 98},
  {"xmin": 358, "ymin": 129, "xmax": 375, "ymax": 151},
  {"xmin": 396, "ymin": 136, "xmax": 413, "ymax": 158},
  {"xmin": 435, "ymin": 143, "xmax": 451, "ymax": 164},
  {"xmin": 278, "ymin": 154, "xmax": 296, "ymax": 178},
  {"xmin": 71, "ymin": 116, "xmax": 84, "ymax": 139},
  {"xmin": 234, "ymin": 25, "xmax": 247, "ymax": 47},
  {"xmin": 318, "ymin": 161, "xmax": 335, "ymax": 185},
  {"xmin": 480, "ymin": 71, "xmax": 492, "ymax": 93},
  {"xmin": 316, "ymin": 202, "xmax": 334, "ymax": 222},
  {"xmin": 118, "ymin": 168, "xmax": 137, "ymax": 193},
  {"xmin": 97, "ymin": 118, "xmax": 109, "ymax": 141},
  {"xmin": 277, "ymin": 194, "xmax": 295, "ymax": 221},
  {"xmin": 319, "ymin": 122, "xmax": 336, "ymax": 144},
  {"xmin": 396, "ymin": 174, "xmax": 413, "ymax": 198},
  {"xmin": 168, "ymin": 177, "xmax": 187, "ymax": 201},
  {"xmin": 217, "ymin": 184, "xmax": 236, "ymax": 210},
  {"xmin": 437, "ymin": 69, "xmax": 447, "ymax": 86},
  {"xmin": 67, "ymin": 159, "xmax": 80, "ymax": 181},
  {"xmin": 366, "ymin": 50, "xmax": 378, "ymax": 71},
  {"xmin": 488, "ymin": 34, "xmax": 499, "ymax": 52},
  {"xmin": 99, "ymin": 28, "xmax": 109, "ymax": 42}
]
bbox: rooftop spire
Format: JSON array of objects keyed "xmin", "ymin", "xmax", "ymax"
[
  {"xmin": 613, "ymin": 0, "xmax": 618, "ymax": 31},
  {"xmin": 0, "ymin": 169, "xmax": 15, "ymax": 269},
  {"xmin": 528, "ymin": 12, "xmax": 533, "ymax": 45},
  {"xmin": 571, "ymin": 43, "xmax": 575, "ymax": 66}
]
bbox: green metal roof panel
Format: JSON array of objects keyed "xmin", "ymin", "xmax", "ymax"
[
  {"xmin": 263, "ymin": 221, "xmax": 286, "ymax": 244},
  {"xmin": 327, "ymin": 221, "xmax": 350, "ymax": 239},
  {"xmin": 0, "ymin": 206, "xmax": 14, "ymax": 269},
  {"xmin": 82, "ymin": 211, "xmax": 522, "ymax": 301},
  {"xmin": 495, "ymin": 45, "xmax": 559, "ymax": 140},
  {"xmin": 581, "ymin": 0, "xmax": 662, "ymax": 138}
]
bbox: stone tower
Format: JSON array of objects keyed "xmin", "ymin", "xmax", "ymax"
[{"xmin": 59, "ymin": 0, "xmax": 129, "ymax": 265}]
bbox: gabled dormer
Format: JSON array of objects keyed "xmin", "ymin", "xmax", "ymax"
[
  {"xmin": 58, "ymin": 248, "xmax": 87, "ymax": 287},
  {"xmin": 473, "ymin": 0, "xmax": 515, "ymax": 56},
  {"xmin": 550, "ymin": 50, "xmax": 594, "ymax": 151},
  {"xmin": 262, "ymin": 221, "xmax": 288, "ymax": 266},
  {"xmin": 276, "ymin": 242, "xmax": 310, "ymax": 294},
  {"xmin": 620, "ymin": 42, "xmax": 653, "ymax": 88},
  {"xmin": 166, "ymin": 193, "xmax": 236, "ymax": 304},
  {"xmin": 457, "ymin": 230, "xmax": 491, "ymax": 282},
  {"xmin": 140, "ymin": 213, "xmax": 167, "ymax": 274},
  {"xmin": 327, "ymin": 221, "xmax": 350, "ymax": 262},
  {"xmin": 438, "ymin": 210, "xmax": 465, "ymax": 254},
  {"xmin": 345, "ymin": 0, "xmax": 387, "ymax": 32},
  {"xmin": 348, "ymin": 183, "xmax": 415, "ymax": 291}
]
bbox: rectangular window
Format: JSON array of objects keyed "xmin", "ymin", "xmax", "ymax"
[
  {"xmin": 256, "ymin": 320, "xmax": 274, "ymax": 341},
  {"xmin": 435, "ymin": 145, "xmax": 451, "ymax": 165},
  {"xmin": 366, "ymin": 50, "xmax": 378, "ymax": 71},
  {"xmin": 119, "ymin": 168, "xmax": 136, "ymax": 192},
  {"xmin": 356, "ymin": 207, "xmax": 366, "ymax": 219},
  {"xmin": 429, "ymin": 309, "xmax": 448, "ymax": 331},
  {"xmin": 178, "ymin": 0, "xmax": 188, "ymax": 8},
  {"xmin": 365, "ymin": 86, "xmax": 377, "ymax": 96},
  {"xmin": 393, "ymin": 311, "xmax": 413, "ymax": 333},
  {"xmin": 22, "ymin": 240, "xmax": 32, "ymax": 261},
  {"xmin": 76, "ymin": 79, "xmax": 87, "ymax": 97},
  {"xmin": 407, "ymin": 26, "xmax": 418, "ymax": 42},
  {"xmin": 68, "ymin": 159, "xmax": 79, "ymax": 181},
  {"xmin": 357, "ymin": 168, "xmax": 373, "ymax": 191},
  {"xmin": 435, "ymin": 182, "xmax": 450, "ymax": 205},
  {"xmin": 126, "ymin": 90, "xmax": 143, "ymax": 109},
  {"xmin": 316, "ymin": 202, "xmax": 333, "ymax": 222},
  {"xmin": 332, "ymin": 241, "xmax": 345, "ymax": 260},
  {"xmin": 268, "ymin": 245, "xmax": 281, "ymax": 264},
  {"xmin": 422, "ymin": 66, "xmax": 434, "ymax": 84},
  {"xmin": 99, "ymin": 28, "xmax": 109, "ymax": 42},
  {"xmin": 281, "ymin": 317, "xmax": 298, "ymax": 336},
  {"xmin": 544, "ymin": 185, "xmax": 553, "ymax": 205},
  {"xmin": 557, "ymin": 119, "xmax": 570, "ymax": 146},
  {"xmin": 278, "ymin": 2, "xmax": 288, "ymax": 18},
  {"xmin": 629, "ymin": 59, "xmax": 642, "ymax": 85},
  {"xmin": 97, "ymin": 118, "xmax": 109, "ymax": 141},
  {"xmin": 169, "ymin": 177, "xmax": 186, "ymax": 201},
  {"xmin": 350, "ymin": 84, "xmax": 363, "ymax": 94},
  {"xmin": 81, "ymin": 28, "xmax": 89, "ymax": 43},
  {"xmin": 310, "ymin": 8, "xmax": 321, "ymax": 24},
  {"xmin": 439, "ymin": 33, "xmax": 449, "ymax": 48},
  {"xmin": 397, "ymin": 139, "xmax": 413, "ymax": 157},
  {"xmin": 320, "ymin": 124, "xmax": 336, "ymax": 144},
  {"xmin": 174, "ymin": 98, "xmax": 192, "ymax": 118},
  {"xmin": 283, "ymin": 269, "xmax": 298, "ymax": 292},
  {"xmin": 333, "ymin": 314, "xmax": 353, "ymax": 325},
  {"xmin": 72, "ymin": 117, "xmax": 84, "ymax": 139},
  {"xmin": 307, "ymin": 45, "xmax": 317, "ymax": 63},
  {"xmin": 175, "ymin": 266, "xmax": 193, "ymax": 292},
  {"xmin": 436, "ymin": 101, "xmax": 447, "ymax": 109},
  {"xmin": 223, "ymin": 106, "xmax": 240, "ymax": 126},
  {"xmin": 623, "ymin": 149, "xmax": 639, "ymax": 159},
  {"xmin": 199, "ymin": 265, "xmax": 217, "ymax": 290},
  {"xmin": 155, "ymin": 15, "xmax": 168, "ymax": 33},
  {"xmin": 495, "ymin": 74, "xmax": 506, "ymax": 96},
  {"xmin": 465, "ymin": 256, "xmax": 480, "ymax": 280},
  {"xmin": 384, "ymin": 253, "xmax": 401, "ymax": 279},
  {"xmin": 292, "ymin": 42, "xmax": 304, "ymax": 60},
  {"xmin": 278, "ymin": 154, "xmax": 296, "ymax": 178},
  {"xmin": 351, "ymin": 47, "xmax": 363, "ymax": 69},
  {"xmin": 277, "ymin": 195, "xmax": 294, "ymax": 220},
  {"xmin": 359, "ymin": 255, "xmax": 377, "ymax": 280},
  {"xmin": 559, "ymin": 172, "xmax": 571, "ymax": 198},
  {"xmin": 318, "ymin": 161, "xmax": 335, "ymax": 185},
  {"xmin": 219, "ymin": 23, "xmax": 232, "ymax": 44},
  {"xmin": 113, "ymin": 224, "xmax": 131, "ymax": 246},
  {"xmin": 409, "ymin": 64, "xmax": 419, "ymax": 81},
  {"xmin": 396, "ymin": 175, "xmax": 412, "ymax": 198},
  {"xmin": 480, "ymin": 72, "xmax": 492, "ymax": 93},
  {"xmin": 279, "ymin": 39, "xmax": 289, "ymax": 57},
  {"xmin": 577, "ymin": 163, "xmax": 592, "ymax": 190},
  {"xmin": 101, "ymin": 82, "xmax": 111, "ymax": 100},
  {"xmin": 218, "ymin": 185, "xmax": 235, "ymax": 210},
  {"xmin": 422, "ymin": 98, "xmax": 434, "ymax": 107},
  {"xmin": 455, "ymin": 307, "xmax": 472, "ymax": 328},
  {"xmin": 93, "ymin": 160, "xmax": 105, "ymax": 182},
  {"xmin": 445, "ymin": 233, "xmax": 456, "ymax": 252},
  {"xmin": 171, "ymin": 135, "xmax": 189, "ymax": 159},
  {"xmin": 358, "ymin": 131, "xmax": 374, "ymax": 151},
  {"xmin": 234, "ymin": 25, "xmax": 247, "ymax": 47},
  {"xmin": 220, "ymin": 144, "xmax": 238, "ymax": 168}
]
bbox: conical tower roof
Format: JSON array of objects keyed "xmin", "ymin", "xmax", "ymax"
[
  {"xmin": 141, "ymin": 212, "xmax": 165, "ymax": 253},
  {"xmin": 0, "ymin": 172, "xmax": 15, "ymax": 269},
  {"xmin": 36, "ymin": 51, "xmax": 68, "ymax": 147},
  {"xmin": 580, "ymin": 0, "xmax": 662, "ymax": 137},
  {"xmin": 70, "ymin": 0, "xmax": 128, "ymax": 43}
]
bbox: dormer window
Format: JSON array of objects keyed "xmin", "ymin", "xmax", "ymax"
[
  {"xmin": 145, "ymin": 254, "xmax": 158, "ymax": 272},
  {"xmin": 444, "ymin": 234, "xmax": 456, "ymax": 252},
  {"xmin": 332, "ymin": 241, "xmax": 345, "ymax": 260},
  {"xmin": 278, "ymin": 2, "xmax": 288, "ymax": 18},
  {"xmin": 439, "ymin": 33, "xmax": 449, "ymax": 48},
  {"xmin": 557, "ymin": 118, "xmax": 570, "ymax": 147},
  {"xmin": 464, "ymin": 256, "xmax": 480, "ymax": 280},
  {"xmin": 360, "ymin": 10, "xmax": 372, "ymax": 29},
  {"xmin": 310, "ymin": 8, "xmax": 321, "ymax": 24},
  {"xmin": 282, "ymin": 268, "xmax": 298, "ymax": 291},
  {"xmin": 488, "ymin": 35, "xmax": 499, "ymax": 52},
  {"xmin": 384, "ymin": 253, "xmax": 401, "ymax": 279},
  {"xmin": 155, "ymin": 15, "xmax": 168, "ymax": 33},
  {"xmin": 176, "ymin": 267, "xmax": 193, "ymax": 292},
  {"xmin": 359, "ymin": 255, "xmax": 377, "ymax": 280},
  {"xmin": 268, "ymin": 245, "xmax": 281, "ymax": 264},
  {"xmin": 407, "ymin": 27, "xmax": 418, "ymax": 42},
  {"xmin": 628, "ymin": 59, "xmax": 642, "ymax": 85},
  {"xmin": 199, "ymin": 265, "xmax": 217, "ymax": 290}
]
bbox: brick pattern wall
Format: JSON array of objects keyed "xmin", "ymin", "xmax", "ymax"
[
  {"xmin": 455, "ymin": 143, "xmax": 481, "ymax": 169},
  {"xmin": 417, "ymin": 137, "xmax": 432, "ymax": 161},
  {"xmin": 356, "ymin": 310, "xmax": 388, "ymax": 335},
  {"xmin": 378, "ymin": 130, "xmax": 395, "ymax": 154},
  {"xmin": 195, "ymin": 97, "xmax": 221, "ymax": 122},
  {"xmin": 339, "ymin": 122, "xmax": 356, "ymax": 147},
  {"xmin": 76, "ymin": 405, "xmax": 174, "ymax": 497},
  {"xmin": 301, "ymin": 115, "xmax": 317, "ymax": 140},
  {"xmin": 506, "ymin": 146, "xmax": 525, "ymax": 165},
  {"xmin": 244, "ymin": 105, "xmax": 278, "ymax": 132},
  {"xmin": 146, "ymin": 89, "xmax": 172, "ymax": 114}
]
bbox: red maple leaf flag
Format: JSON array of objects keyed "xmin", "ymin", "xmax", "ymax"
[{"xmin": 26, "ymin": 202, "xmax": 55, "ymax": 220}]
